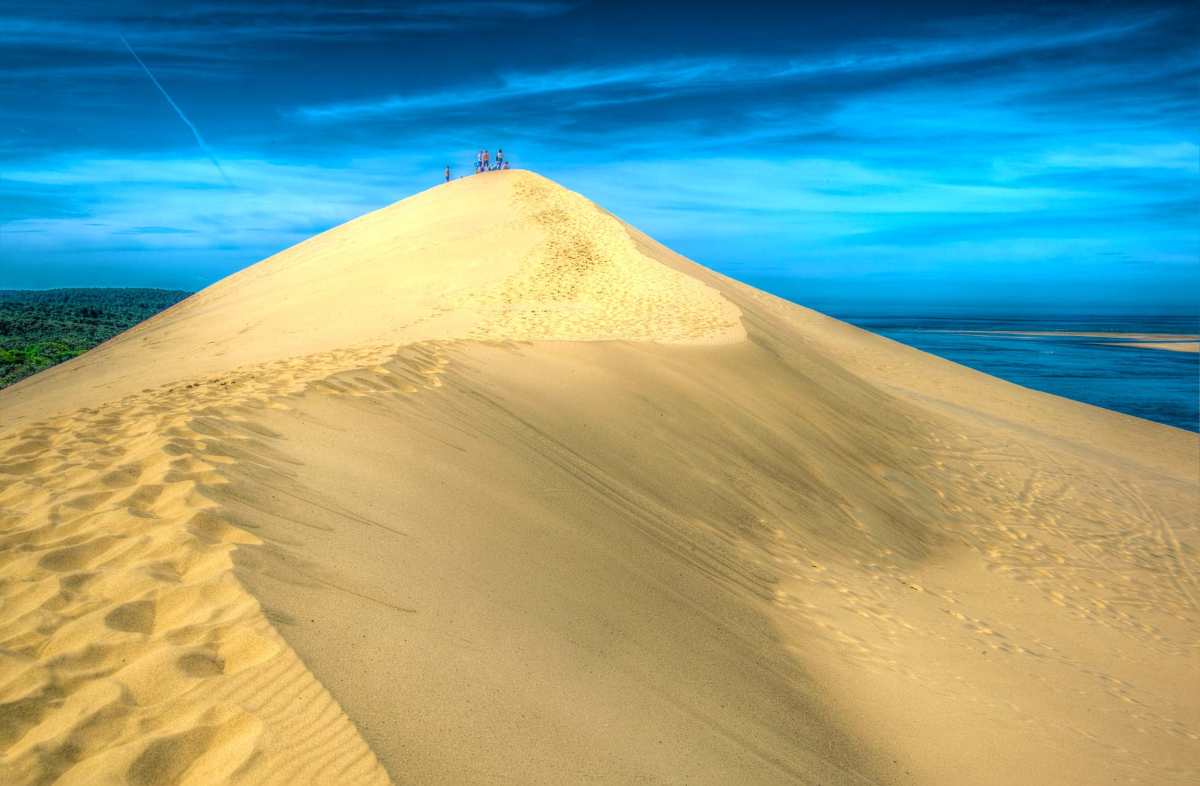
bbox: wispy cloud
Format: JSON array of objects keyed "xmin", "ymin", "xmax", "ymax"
[
  {"xmin": 293, "ymin": 13, "xmax": 1169, "ymax": 122},
  {"xmin": 293, "ymin": 59, "xmax": 733, "ymax": 121},
  {"xmin": 1042, "ymin": 143, "xmax": 1199, "ymax": 172},
  {"xmin": 0, "ymin": 1, "xmax": 574, "ymax": 52},
  {"xmin": 2, "ymin": 2, "xmax": 1195, "ymax": 307},
  {"xmin": 0, "ymin": 152, "xmax": 437, "ymax": 286},
  {"xmin": 405, "ymin": 2, "xmax": 575, "ymax": 18}
]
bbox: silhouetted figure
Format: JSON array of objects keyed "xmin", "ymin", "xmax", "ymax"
[{"xmin": 444, "ymin": 165, "xmax": 451, "ymax": 182}]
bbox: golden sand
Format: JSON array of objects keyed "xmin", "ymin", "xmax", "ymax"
[{"xmin": 1, "ymin": 171, "xmax": 1197, "ymax": 784}]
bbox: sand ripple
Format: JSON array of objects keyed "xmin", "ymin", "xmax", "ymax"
[{"xmin": 0, "ymin": 352, "xmax": 394, "ymax": 785}]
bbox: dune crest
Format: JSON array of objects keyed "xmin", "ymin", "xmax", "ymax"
[
  {"xmin": 0, "ymin": 171, "xmax": 742, "ymax": 429},
  {"xmin": 0, "ymin": 171, "xmax": 743, "ymax": 786},
  {"xmin": 2, "ymin": 171, "xmax": 1197, "ymax": 785},
  {"xmin": 464, "ymin": 174, "xmax": 743, "ymax": 343}
]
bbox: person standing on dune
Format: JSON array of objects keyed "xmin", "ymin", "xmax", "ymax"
[
  {"xmin": 475, "ymin": 150, "xmax": 481, "ymax": 174},
  {"xmin": 496, "ymin": 148, "xmax": 504, "ymax": 170},
  {"xmin": 444, "ymin": 165, "xmax": 451, "ymax": 183},
  {"xmin": 483, "ymin": 149, "xmax": 490, "ymax": 171}
]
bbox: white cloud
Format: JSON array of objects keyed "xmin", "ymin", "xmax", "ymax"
[
  {"xmin": 1043, "ymin": 142, "xmax": 1199, "ymax": 171},
  {"xmin": 0, "ymin": 154, "xmax": 435, "ymax": 258}
]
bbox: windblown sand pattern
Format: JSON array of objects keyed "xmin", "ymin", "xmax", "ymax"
[
  {"xmin": 463, "ymin": 175, "xmax": 743, "ymax": 343},
  {"xmin": 1, "ymin": 171, "xmax": 1196, "ymax": 785},
  {"xmin": 0, "ymin": 349, "xmax": 396, "ymax": 785}
]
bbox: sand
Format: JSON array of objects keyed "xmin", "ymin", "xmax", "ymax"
[
  {"xmin": 1110, "ymin": 341, "xmax": 1199, "ymax": 353},
  {"xmin": 927, "ymin": 330, "xmax": 1200, "ymax": 353},
  {"xmin": 1, "ymin": 170, "xmax": 1197, "ymax": 785},
  {"xmin": 932, "ymin": 330, "xmax": 1200, "ymax": 340}
]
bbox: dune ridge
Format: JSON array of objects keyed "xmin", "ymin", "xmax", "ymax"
[
  {"xmin": 0, "ymin": 346, "xmax": 397, "ymax": 785},
  {"xmin": 1, "ymin": 171, "xmax": 745, "ymax": 785},
  {"xmin": 2, "ymin": 170, "xmax": 1197, "ymax": 785},
  {"xmin": 463, "ymin": 174, "xmax": 743, "ymax": 343},
  {"xmin": 0, "ymin": 172, "xmax": 741, "ymax": 431}
]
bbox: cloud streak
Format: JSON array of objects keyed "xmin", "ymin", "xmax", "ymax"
[
  {"xmin": 293, "ymin": 13, "xmax": 1168, "ymax": 122},
  {"xmin": 0, "ymin": 1, "xmax": 574, "ymax": 52},
  {"xmin": 2, "ymin": 1, "xmax": 1195, "ymax": 310},
  {"xmin": 119, "ymin": 35, "xmax": 232, "ymax": 185}
]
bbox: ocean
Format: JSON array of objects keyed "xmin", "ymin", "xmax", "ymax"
[{"xmin": 823, "ymin": 312, "xmax": 1199, "ymax": 433}]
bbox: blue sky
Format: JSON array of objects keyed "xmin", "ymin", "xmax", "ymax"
[{"xmin": 1, "ymin": 0, "xmax": 1196, "ymax": 314}]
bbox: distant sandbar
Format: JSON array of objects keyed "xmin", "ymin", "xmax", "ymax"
[
  {"xmin": 928, "ymin": 330, "xmax": 1199, "ymax": 340},
  {"xmin": 1108, "ymin": 341, "xmax": 1199, "ymax": 353},
  {"xmin": 925, "ymin": 329, "xmax": 1199, "ymax": 352}
]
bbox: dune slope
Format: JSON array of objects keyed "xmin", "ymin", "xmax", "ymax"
[{"xmin": 1, "ymin": 171, "xmax": 1197, "ymax": 785}]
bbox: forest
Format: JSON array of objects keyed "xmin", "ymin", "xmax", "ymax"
[{"xmin": 0, "ymin": 288, "xmax": 190, "ymax": 390}]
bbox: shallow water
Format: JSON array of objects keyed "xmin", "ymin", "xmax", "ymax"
[{"xmin": 831, "ymin": 313, "xmax": 1199, "ymax": 432}]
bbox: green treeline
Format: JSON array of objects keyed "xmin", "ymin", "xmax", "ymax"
[{"xmin": 0, "ymin": 288, "xmax": 191, "ymax": 390}]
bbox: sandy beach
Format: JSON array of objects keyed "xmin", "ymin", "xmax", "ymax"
[{"xmin": 2, "ymin": 171, "xmax": 1196, "ymax": 785}]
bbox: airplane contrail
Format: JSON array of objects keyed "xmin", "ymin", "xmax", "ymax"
[{"xmin": 120, "ymin": 35, "xmax": 232, "ymax": 186}]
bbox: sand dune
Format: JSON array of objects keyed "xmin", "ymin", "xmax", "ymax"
[{"xmin": 1, "ymin": 171, "xmax": 1197, "ymax": 785}]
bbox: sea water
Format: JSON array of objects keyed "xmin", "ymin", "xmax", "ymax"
[{"xmin": 828, "ymin": 313, "xmax": 1199, "ymax": 433}]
